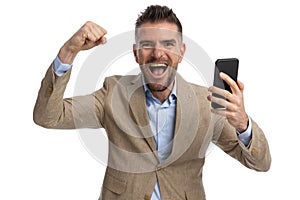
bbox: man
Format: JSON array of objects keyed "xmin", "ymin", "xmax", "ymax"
[{"xmin": 33, "ymin": 5, "xmax": 271, "ymax": 200}]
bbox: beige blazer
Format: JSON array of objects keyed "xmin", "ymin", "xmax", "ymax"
[{"xmin": 33, "ymin": 64, "xmax": 271, "ymax": 200}]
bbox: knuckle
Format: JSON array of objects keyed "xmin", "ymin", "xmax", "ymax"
[
  {"xmin": 228, "ymin": 112, "xmax": 236, "ymax": 119},
  {"xmin": 225, "ymin": 112, "xmax": 232, "ymax": 118},
  {"xmin": 224, "ymin": 90, "xmax": 230, "ymax": 98},
  {"xmin": 83, "ymin": 21, "xmax": 94, "ymax": 31},
  {"xmin": 102, "ymin": 28, "xmax": 107, "ymax": 34},
  {"xmin": 85, "ymin": 21, "xmax": 93, "ymax": 26},
  {"xmin": 231, "ymin": 105, "xmax": 238, "ymax": 112},
  {"xmin": 81, "ymin": 25, "xmax": 90, "ymax": 34},
  {"xmin": 236, "ymin": 99, "xmax": 242, "ymax": 106}
]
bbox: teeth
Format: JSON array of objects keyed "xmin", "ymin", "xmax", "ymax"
[
  {"xmin": 150, "ymin": 64, "xmax": 167, "ymax": 67},
  {"xmin": 149, "ymin": 64, "xmax": 168, "ymax": 74}
]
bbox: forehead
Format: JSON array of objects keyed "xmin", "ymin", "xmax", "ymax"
[{"xmin": 136, "ymin": 22, "xmax": 180, "ymax": 41}]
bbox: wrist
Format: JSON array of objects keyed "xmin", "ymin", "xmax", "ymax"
[
  {"xmin": 58, "ymin": 43, "xmax": 79, "ymax": 64},
  {"xmin": 237, "ymin": 116, "xmax": 249, "ymax": 133}
]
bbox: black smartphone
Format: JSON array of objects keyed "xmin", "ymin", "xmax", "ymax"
[{"xmin": 211, "ymin": 58, "xmax": 239, "ymax": 109}]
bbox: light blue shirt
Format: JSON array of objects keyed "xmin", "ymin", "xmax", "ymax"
[
  {"xmin": 143, "ymin": 81, "xmax": 177, "ymax": 200},
  {"xmin": 53, "ymin": 56, "xmax": 252, "ymax": 199},
  {"xmin": 53, "ymin": 56, "xmax": 72, "ymax": 76}
]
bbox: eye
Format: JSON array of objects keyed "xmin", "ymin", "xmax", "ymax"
[
  {"xmin": 140, "ymin": 41, "xmax": 154, "ymax": 49},
  {"xmin": 163, "ymin": 41, "xmax": 175, "ymax": 48}
]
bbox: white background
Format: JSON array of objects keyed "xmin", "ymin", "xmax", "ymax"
[{"xmin": 1, "ymin": 0, "xmax": 299, "ymax": 199}]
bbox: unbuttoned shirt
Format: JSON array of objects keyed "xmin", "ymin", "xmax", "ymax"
[{"xmin": 143, "ymin": 82, "xmax": 177, "ymax": 200}]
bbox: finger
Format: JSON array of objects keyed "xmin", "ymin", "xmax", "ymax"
[
  {"xmin": 82, "ymin": 21, "xmax": 107, "ymax": 42},
  {"xmin": 211, "ymin": 108, "xmax": 227, "ymax": 117},
  {"xmin": 208, "ymin": 86, "xmax": 230, "ymax": 97},
  {"xmin": 220, "ymin": 72, "xmax": 240, "ymax": 94},
  {"xmin": 237, "ymin": 80, "xmax": 244, "ymax": 92},
  {"xmin": 99, "ymin": 36, "xmax": 107, "ymax": 44},
  {"xmin": 94, "ymin": 25, "xmax": 107, "ymax": 37},
  {"xmin": 208, "ymin": 86, "xmax": 235, "ymax": 103},
  {"xmin": 209, "ymin": 94, "xmax": 235, "ymax": 110},
  {"xmin": 89, "ymin": 25, "xmax": 107, "ymax": 42},
  {"xmin": 85, "ymin": 30, "xmax": 99, "ymax": 42},
  {"xmin": 94, "ymin": 36, "xmax": 107, "ymax": 46},
  {"xmin": 80, "ymin": 29, "xmax": 96, "ymax": 44},
  {"xmin": 90, "ymin": 21, "xmax": 107, "ymax": 34}
]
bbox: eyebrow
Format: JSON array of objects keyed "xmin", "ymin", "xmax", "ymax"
[
  {"xmin": 139, "ymin": 40, "xmax": 154, "ymax": 44},
  {"xmin": 139, "ymin": 39, "xmax": 177, "ymax": 44},
  {"xmin": 162, "ymin": 39, "xmax": 177, "ymax": 43}
]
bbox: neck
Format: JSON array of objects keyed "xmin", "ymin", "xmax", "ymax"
[{"xmin": 150, "ymin": 81, "xmax": 174, "ymax": 103}]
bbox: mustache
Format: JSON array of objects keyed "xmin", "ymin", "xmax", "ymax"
[{"xmin": 145, "ymin": 58, "xmax": 170, "ymax": 65}]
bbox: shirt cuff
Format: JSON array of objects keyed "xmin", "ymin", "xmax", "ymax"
[
  {"xmin": 237, "ymin": 117, "xmax": 252, "ymax": 147},
  {"xmin": 53, "ymin": 56, "xmax": 72, "ymax": 76}
]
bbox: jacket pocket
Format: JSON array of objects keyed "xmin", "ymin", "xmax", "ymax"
[{"xmin": 103, "ymin": 174, "xmax": 127, "ymax": 194}]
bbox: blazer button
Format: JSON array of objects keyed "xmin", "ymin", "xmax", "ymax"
[
  {"xmin": 251, "ymin": 149, "xmax": 258, "ymax": 156},
  {"xmin": 155, "ymin": 166, "xmax": 161, "ymax": 172},
  {"xmin": 144, "ymin": 194, "xmax": 151, "ymax": 200}
]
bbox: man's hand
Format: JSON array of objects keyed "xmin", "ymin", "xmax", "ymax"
[
  {"xmin": 207, "ymin": 72, "xmax": 249, "ymax": 132},
  {"xmin": 58, "ymin": 21, "xmax": 107, "ymax": 64}
]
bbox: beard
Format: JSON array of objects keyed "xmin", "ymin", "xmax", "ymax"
[
  {"xmin": 139, "ymin": 56, "xmax": 178, "ymax": 92},
  {"xmin": 144, "ymin": 69, "xmax": 176, "ymax": 92}
]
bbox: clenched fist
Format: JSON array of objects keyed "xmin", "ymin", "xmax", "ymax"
[{"xmin": 58, "ymin": 21, "xmax": 107, "ymax": 64}]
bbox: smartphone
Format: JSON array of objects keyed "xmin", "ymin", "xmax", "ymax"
[{"xmin": 211, "ymin": 58, "xmax": 239, "ymax": 109}]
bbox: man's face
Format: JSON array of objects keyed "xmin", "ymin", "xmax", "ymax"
[{"xmin": 133, "ymin": 22, "xmax": 186, "ymax": 92}]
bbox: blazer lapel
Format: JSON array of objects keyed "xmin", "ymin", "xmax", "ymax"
[
  {"xmin": 161, "ymin": 74, "xmax": 201, "ymax": 167},
  {"xmin": 127, "ymin": 75, "xmax": 158, "ymax": 155}
]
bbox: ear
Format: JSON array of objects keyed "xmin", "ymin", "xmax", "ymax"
[
  {"xmin": 178, "ymin": 43, "xmax": 186, "ymax": 63},
  {"xmin": 133, "ymin": 44, "xmax": 139, "ymax": 64}
]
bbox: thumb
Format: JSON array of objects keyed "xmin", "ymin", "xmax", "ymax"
[
  {"xmin": 93, "ymin": 36, "xmax": 107, "ymax": 47},
  {"xmin": 99, "ymin": 36, "xmax": 107, "ymax": 44}
]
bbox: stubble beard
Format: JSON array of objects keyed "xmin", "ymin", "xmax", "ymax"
[{"xmin": 144, "ymin": 68, "xmax": 176, "ymax": 92}]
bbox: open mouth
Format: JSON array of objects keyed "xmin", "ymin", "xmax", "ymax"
[{"xmin": 148, "ymin": 64, "xmax": 168, "ymax": 77}]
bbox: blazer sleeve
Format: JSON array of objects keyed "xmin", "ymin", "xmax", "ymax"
[
  {"xmin": 33, "ymin": 63, "xmax": 107, "ymax": 129},
  {"xmin": 213, "ymin": 117, "xmax": 271, "ymax": 172}
]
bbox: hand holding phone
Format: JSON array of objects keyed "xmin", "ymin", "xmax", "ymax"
[{"xmin": 211, "ymin": 58, "xmax": 239, "ymax": 109}]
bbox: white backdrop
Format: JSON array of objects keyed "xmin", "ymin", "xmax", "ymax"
[{"xmin": 1, "ymin": 0, "xmax": 299, "ymax": 199}]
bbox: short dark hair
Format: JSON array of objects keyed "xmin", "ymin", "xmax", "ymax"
[{"xmin": 135, "ymin": 5, "xmax": 182, "ymax": 34}]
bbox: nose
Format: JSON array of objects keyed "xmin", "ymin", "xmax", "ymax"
[{"xmin": 152, "ymin": 45, "xmax": 165, "ymax": 59}]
